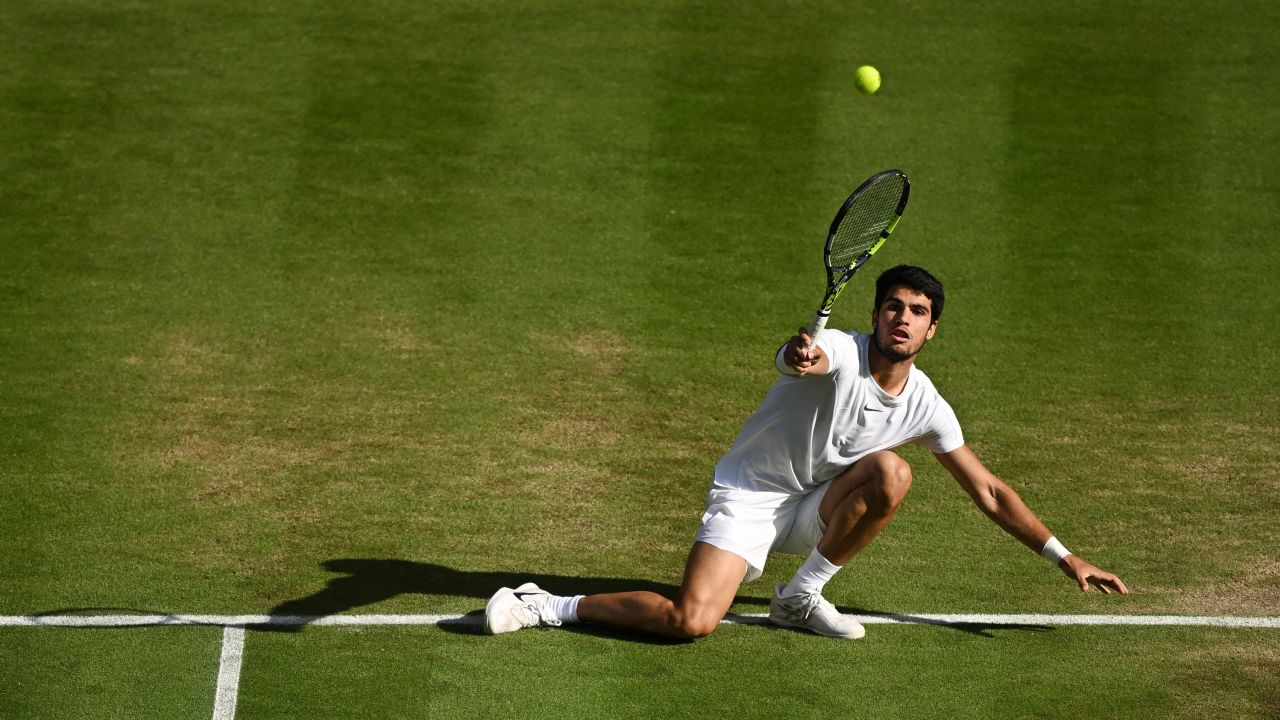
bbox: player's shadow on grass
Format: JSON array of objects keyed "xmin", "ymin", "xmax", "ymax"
[
  {"xmin": 261, "ymin": 559, "xmax": 1051, "ymax": 641},
  {"xmin": 261, "ymin": 558, "xmax": 765, "ymax": 641},
  {"xmin": 841, "ymin": 611, "xmax": 1053, "ymax": 639},
  {"xmin": 725, "ymin": 612, "xmax": 1050, "ymax": 639}
]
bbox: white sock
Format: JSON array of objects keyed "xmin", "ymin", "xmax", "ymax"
[
  {"xmin": 545, "ymin": 594, "xmax": 584, "ymax": 624},
  {"xmin": 782, "ymin": 548, "xmax": 843, "ymax": 597}
]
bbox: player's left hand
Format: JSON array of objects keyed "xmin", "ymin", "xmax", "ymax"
[{"xmin": 1059, "ymin": 555, "xmax": 1130, "ymax": 595}]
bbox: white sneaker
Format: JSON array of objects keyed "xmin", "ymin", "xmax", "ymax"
[
  {"xmin": 484, "ymin": 582, "xmax": 561, "ymax": 635},
  {"xmin": 769, "ymin": 583, "xmax": 865, "ymax": 639}
]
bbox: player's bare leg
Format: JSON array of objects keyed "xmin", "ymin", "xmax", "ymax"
[
  {"xmin": 770, "ymin": 451, "xmax": 911, "ymax": 639},
  {"xmin": 576, "ymin": 541, "xmax": 744, "ymax": 639},
  {"xmin": 816, "ymin": 450, "xmax": 913, "ymax": 563},
  {"xmin": 485, "ymin": 541, "xmax": 745, "ymax": 639}
]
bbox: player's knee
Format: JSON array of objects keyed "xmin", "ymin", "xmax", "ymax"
[
  {"xmin": 678, "ymin": 617, "xmax": 719, "ymax": 639},
  {"xmin": 869, "ymin": 454, "xmax": 913, "ymax": 512},
  {"xmin": 672, "ymin": 607, "xmax": 721, "ymax": 639}
]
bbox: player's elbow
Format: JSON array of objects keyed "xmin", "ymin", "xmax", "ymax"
[
  {"xmin": 971, "ymin": 484, "xmax": 1003, "ymax": 518},
  {"xmin": 979, "ymin": 483, "xmax": 1029, "ymax": 524}
]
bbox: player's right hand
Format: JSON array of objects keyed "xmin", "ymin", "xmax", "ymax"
[{"xmin": 785, "ymin": 328, "xmax": 823, "ymax": 375}]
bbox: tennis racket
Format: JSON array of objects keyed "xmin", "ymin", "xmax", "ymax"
[{"xmin": 806, "ymin": 168, "xmax": 910, "ymax": 346}]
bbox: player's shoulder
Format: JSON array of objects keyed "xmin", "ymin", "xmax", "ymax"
[
  {"xmin": 818, "ymin": 327, "xmax": 862, "ymax": 340},
  {"xmin": 813, "ymin": 327, "xmax": 860, "ymax": 352},
  {"xmin": 829, "ymin": 327, "xmax": 867, "ymax": 348},
  {"xmin": 907, "ymin": 364, "xmax": 946, "ymax": 400},
  {"xmin": 816, "ymin": 328, "xmax": 863, "ymax": 369}
]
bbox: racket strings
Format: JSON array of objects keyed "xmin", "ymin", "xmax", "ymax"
[{"xmin": 829, "ymin": 176, "xmax": 905, "ymax": 268}]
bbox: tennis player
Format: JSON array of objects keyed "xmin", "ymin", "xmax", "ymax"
[{"xmin": 485, "ymin": 265, "xmax": 1128, "ymax": 639}]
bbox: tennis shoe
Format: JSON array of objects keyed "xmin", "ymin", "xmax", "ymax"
[
  {"xmin": 769, "ymin": 583, "xmax": 865, "ymax": 639},
  {"xmin": 484, "ymin": 582, "xmax": 561, "ymax": 634}
]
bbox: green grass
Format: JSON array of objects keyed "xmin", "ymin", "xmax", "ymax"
[
  {"xmin": 0, "ymin": 626, "xmax": 222, "ymax": 720},
  {"xmin": 2, "ymin": 625, "xmax": 1275, "ymax": 719},
  {"xmin": 2, "ymin": 0, "xmax": 1277, "ymax": 717},
  {"xmin": 237, "ymin": 626, "xmax": 1276, "ymax": 720}
]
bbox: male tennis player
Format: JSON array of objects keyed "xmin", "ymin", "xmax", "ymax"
[{"xmin": 485, "ymin": 265, "xmax": 1128, "ymax": 639}]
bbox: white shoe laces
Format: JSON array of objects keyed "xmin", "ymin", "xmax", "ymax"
[
  {"xmin": 795, "ymin": 592, "xmax": 837, "ymax": 620},
  {"xmin": 511, "ymin": 595, "xmax": 561, "ymax": 628}
]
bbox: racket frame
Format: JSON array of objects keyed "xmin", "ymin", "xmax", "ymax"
[{"xmin": 808, "ymin": 169, "xmax": 910, "ymax": 343}]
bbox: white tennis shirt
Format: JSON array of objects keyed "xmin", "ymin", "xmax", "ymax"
[{"xmin": 712, "ymin": 329, "xmax": 964, "ymax": 494}]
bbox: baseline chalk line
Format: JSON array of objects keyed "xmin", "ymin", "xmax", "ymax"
[{"xmin": 2, "ymin": 613, "xmax": 1277, "ymax": 628}]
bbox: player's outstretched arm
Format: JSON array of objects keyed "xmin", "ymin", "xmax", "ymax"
[
  {"xmin": 934, "ymin": 445, "xmax": 1129, "ymax": 595},
  {"xmin": 776, "ymin": 328, "xmax": 830, "ymax": 376}
]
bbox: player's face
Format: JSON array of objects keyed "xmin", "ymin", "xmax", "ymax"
[{"xmin": 871, "ymin": 286, "xmax": 937, "ymax": 362}]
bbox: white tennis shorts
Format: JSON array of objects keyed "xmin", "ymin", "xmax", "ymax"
[{"xmin": 693, "ymin": 483, "xmax": 831, "ymax": 583}]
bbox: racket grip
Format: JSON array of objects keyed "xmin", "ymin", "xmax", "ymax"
[{"xmin": 807, "ymin": 312, "xmax": 830, "ymax": 348}]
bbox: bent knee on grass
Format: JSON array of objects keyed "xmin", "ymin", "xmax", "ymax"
[{"xmin": 670, "ymin": 606, "xmax": 723, "ymax": 639}]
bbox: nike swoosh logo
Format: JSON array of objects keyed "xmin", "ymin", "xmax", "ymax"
[{"xmin": 864, "ymin": 405, "xmax": 884, "ymax": 412}]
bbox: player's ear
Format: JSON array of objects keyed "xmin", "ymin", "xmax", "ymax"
[{"xmin": 925, "ymin": 320, "xmax": 938, "ymax": 341}]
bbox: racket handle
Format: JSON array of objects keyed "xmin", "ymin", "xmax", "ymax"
[{"xmin": 807, "ymin": 312, "xmax": 830, "ymax": 348}]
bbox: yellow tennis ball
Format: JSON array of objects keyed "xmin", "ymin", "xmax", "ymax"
[{"xmin": 855, "ymin": 65, "xmax": 881, "ymax": 95}]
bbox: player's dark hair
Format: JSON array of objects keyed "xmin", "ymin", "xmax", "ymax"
[{"xmin": 874, "ymin": 265, "xmax": 944, "ymax": 321}]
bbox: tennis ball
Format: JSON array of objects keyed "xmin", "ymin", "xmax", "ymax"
[{"xmin": 854, "ymin": 65, "xmax": 881, "ymax": 95}]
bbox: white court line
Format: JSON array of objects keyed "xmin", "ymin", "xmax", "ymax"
[
  {"xmin": 212, "ymin": 626, "xmax": 245, "ymax": 720},
  {"xmin": 2, "ymin": 613, "xmax": 1278, "ymax": 628},
  {"xmin": 6, "ymin": 611, "xmax": 1276, "ymax": 720}
]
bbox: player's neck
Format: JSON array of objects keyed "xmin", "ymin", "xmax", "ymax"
[{"xmin": 867, "ymin": 341, "xmax": 914, "ymax": 396}]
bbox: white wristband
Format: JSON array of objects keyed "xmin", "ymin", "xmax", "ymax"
[
  {"xmin": 775, "ymin": 345, "xmax": 799, "ymax": 376},
  {"xmin": 1040, "ymin": 536, "xmax": 1071, "ymax": 565}
]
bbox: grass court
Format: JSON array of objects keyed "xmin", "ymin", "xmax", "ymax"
[{"xmin": 2, "ymin": 0, "xmax": 1277, "ymax": 717}]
